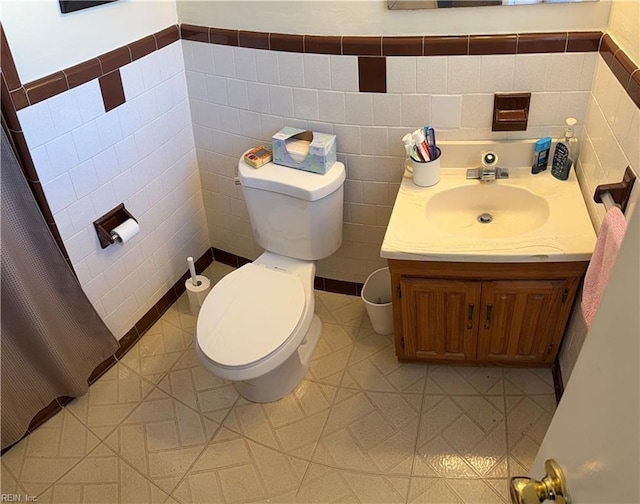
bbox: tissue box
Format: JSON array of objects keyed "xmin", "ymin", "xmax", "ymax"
[{"xmin": 272, "ymin": 127, "xmax": 337, "ymax": 175}]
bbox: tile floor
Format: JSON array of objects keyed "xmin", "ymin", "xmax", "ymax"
[{"xmin": 1, "ymin": 262, "xmax": 557, "ymax": 503}]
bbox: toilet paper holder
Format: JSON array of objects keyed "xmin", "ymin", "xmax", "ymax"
[{"xmin": 93, "ymin": 203, "xmax": 138, "ymax": 249}]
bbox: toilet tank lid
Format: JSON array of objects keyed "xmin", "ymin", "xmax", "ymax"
[{"xmin": 238, "ymin": 159, "xmax": 345, "ymax": 201}]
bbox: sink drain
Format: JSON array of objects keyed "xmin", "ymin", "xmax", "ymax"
[{"xmin": 477, "ymin": 213, "xmax": 493, "ymax": 224}]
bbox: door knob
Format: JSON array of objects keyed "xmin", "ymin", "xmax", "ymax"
[{"xmin": 510, "ymin": 459, "xmax": 570, "ymax": 504}]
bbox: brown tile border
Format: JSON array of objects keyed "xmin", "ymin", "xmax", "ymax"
[
  {"xmin": 239, "ymin": 30, "xmax": 270, "ymax": 50},
  {"xmin": 304, "ymin": 35, "xmax": 342, "ymax": 55},
  {"xmin": 64, "ymin": 59, "xmax": 103, "ymax": 89},
  {"xmin": 270, "ymin": 33, "xmax": 304, "ymax": 53},
  {"xmin": 423, "ymin": 36, "xmax": 468, "ymax": 56},
  {"xmin": 469, "ymin": 34, "xmax": 517, "ymax": 55},
  {"xmin": 343, "ymin": 36, "xmax": 382, "ymax": 56},
  {"xmin": 599, "ymin": 35, "xmax": 640, "ymax": 109},
  {"xmin": 628, "ymin": 71, "xmax": 640, "ymax": 109},
  {"xmin": 1, "ymin": 25, "xmax": 21, "ymax": 91},
  {"xmin": 517, "ymin": 32, "xmax": 567, "ymax": 54},
  {"xmin": 599, "ymin": 33, "xmax": 618, "ymax": 68},
  {"xmin": 567, "ymin": 31, "xmax": 601, "ymax": 53},
  {"xmin": 99, "ymin": 46, "xmax": 132, "ymax": 74},
  {"xmin": 129, "ymin": 35, "xmax": 157, "ymax": 62},
  {"xmin": 155, "ymin": 25, "xmax": 180, "ymax": 50},
  {"xmin": 382, "ymin": 36, "xmax": 423, "ymax": 56},
  {"xmin": 24, "ymin": 72, "xmax": 68, "ymax": 105},
  {"xmin": 209, "ymin": 27, "xmax": 238, "ymax": 46},
  {"xmin": 10, "ymin": 87, "xmax": 29, "ymax": 111},
  {"xmin": 181, "ymin": 23, "xmax": 209, "ymax": 43}
]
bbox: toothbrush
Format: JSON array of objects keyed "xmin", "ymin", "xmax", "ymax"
[
  {"xmin": 424, "ymin": 126, "xmax": 437, "ymax": 159},
  {"xmin": 412, "ymin": 129, "xmax": 431, "ymax": 161}
]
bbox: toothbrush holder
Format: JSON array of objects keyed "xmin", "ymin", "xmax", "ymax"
[{"xmin": 405, "ymin": 147, "xmax": 441, "ymax": 187}]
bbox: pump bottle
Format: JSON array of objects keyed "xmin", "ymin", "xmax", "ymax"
[{"xmin": 551, "ymin": 118, "xmax": 579, "ymax": 181}]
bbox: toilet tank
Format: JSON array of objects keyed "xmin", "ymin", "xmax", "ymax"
[{"xmin": 238, "ymin": 158, "xmax": 346, "ymax": 260}]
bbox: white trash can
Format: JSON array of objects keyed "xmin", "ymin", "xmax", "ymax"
[{"xmin": 361, "ymin": 267, "xmax": 394, "ymax": 335}]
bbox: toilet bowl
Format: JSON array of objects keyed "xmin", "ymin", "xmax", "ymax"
[
  {"xmin": 194, "ymin": 155, "xmax": 345, "ymax": 403},
  {"xmin": 195, "ymin": 252, "xmax": 321, "ymax": 402}
]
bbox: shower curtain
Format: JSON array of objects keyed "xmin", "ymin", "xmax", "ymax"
[{"xmin": 1, "ymin": 128, "xmax": 119, "ymax": 449}]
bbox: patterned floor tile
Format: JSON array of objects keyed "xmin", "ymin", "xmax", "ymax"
[
  {"xmin": 408, "ymin": 477, "xmax": 508, "ymax": 503},
  {"xmin": 506, "ymin": 395, "xmax": 556, "ymax": 476},
  {"xmin": 342, "ymin": 330, "xmax": 427, "ymax": 393},
  {"xmin": 426, "ymin": 366, "xmax": 504, "ymax": 395},
  {"xmin": 316, "ymin": 291, "xmax": 368, "ymax": 328},
  {"xmin": 172, "ymin": 428, "xmax": 308, "ymax": 504},
  {"xmin": 504, "ymin": 368, "xmax": 554, "ymax": 395},
  {"xmin": 1, "ymin": 461, "xmax": 28, "ymax": 497},
  {"xmin": 223, "ymin": 380, "xmax": 336, "ymax": 460},
  {"xmin": 313, "ymin": 389, "xmax": 421, "ymax": 475},
  {"xmin": 66, "ymin": 363, "xmax": 155, "ymax": 439},
  {"xmin": 295, "ymin": 463, "xmax": 409, "ymax": 503},
  {"xmin": 104, "ymin": 388, "xmax": 219, "ymax": 494},
  {"xmin": 161, "ymin": 294, "xmax": 198, "ymax": 335},
  {"xmin": 120, "ymin": 319, "xmax": 192, "ymax": 384},
  {"xmin": 35, "ymin": 443, "xmax": 170, "ymax": 503},
  {"xmin": 305, "ymin": 322, "xmax": 355, "ymax": 386},
  {"xmin": 413, "ymin": 395, "xmax": 508, "ymax": 479},
  {"xmin": 158, "ymin": 347, "xmax": 239, "ymax": 423},
  {"xmin": 0, "ymin": 410, "xmax": 101, "ymax": 496}
]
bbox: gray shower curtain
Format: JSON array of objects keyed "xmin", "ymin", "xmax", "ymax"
[{"xmin": 1, "ymin": 128, "xmax": 119, "ymax": 449}]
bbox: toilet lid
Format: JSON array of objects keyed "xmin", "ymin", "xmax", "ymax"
[{"xmin": 196, "ymin": 263, "xmax": 305, "ymax": 367}]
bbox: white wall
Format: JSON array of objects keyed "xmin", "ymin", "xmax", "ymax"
[
  {"xmin": 1, "ymin": 0, "xmax": 178, "ymax": 83},
  {"xmin": 176, "ymin": 0, "xmax": 610, "ymax": 36},
  {"xmin": 17, "ymin": 42, "xmax": 210, "ymax": 339},
  {"xmin": 607, "ymin": 0, "xmax": 639, "ymax": 65}
]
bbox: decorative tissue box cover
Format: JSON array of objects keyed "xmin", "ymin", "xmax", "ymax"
[{"xmin": 272, "ymin": 127, "xmax": 337, "ymax": 175}]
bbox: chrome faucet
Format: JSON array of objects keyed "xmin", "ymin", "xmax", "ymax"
[{"xmin": 466, "ymin": 152, "xmax": 509, "ymax": 182}]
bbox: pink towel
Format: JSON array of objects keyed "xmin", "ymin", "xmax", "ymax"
[{"xmin": 581, "ymin": 207, "xmax": 627, "ymax": 328}]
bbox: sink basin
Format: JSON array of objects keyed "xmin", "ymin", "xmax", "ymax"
[{"xmin": 425, "ymin": 184, "xmax": 550, "ymax": 238}]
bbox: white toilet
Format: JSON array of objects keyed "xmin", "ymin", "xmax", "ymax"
[{"xmin": 195, "ymin": 155, "xmax": 346, "ymax": 403}]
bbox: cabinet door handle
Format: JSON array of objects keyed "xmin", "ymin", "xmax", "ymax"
[
  {"xmin": 467, "ymin": 304, "xmax": 474, "ymax": 330},
  {"xmin": 484, "ymin": 304, "xmax": 493, "ymax": 330}
]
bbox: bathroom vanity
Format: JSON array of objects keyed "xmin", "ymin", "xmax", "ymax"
[{"xmin": 381, "ymin": 145, "xmax": 596, "ymax": 366}]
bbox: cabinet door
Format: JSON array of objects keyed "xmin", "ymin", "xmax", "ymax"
[
  {"xmin": 401, "ymin": 278, "xmax": 481, "ymax": 362},
  {"xmin": 477, "ymin": 280, "xmax": 568, "ymax": 363}
]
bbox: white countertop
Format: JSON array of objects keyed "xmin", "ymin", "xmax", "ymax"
[{"xmin": 381, "ymin": 166, "xmax": 596, "ymax": 263}]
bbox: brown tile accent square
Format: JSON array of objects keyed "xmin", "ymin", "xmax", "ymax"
[
  {"xmin": 181, "ymin": 24, "xmax": 210, "ymax": 43},
  {"xmin": 343, "ymin": 36, "xmax": 382, "ymax": 56},
  {"xmin": 25, "ymin": 72, "xmax": 68, "ymax": 105},
  {"xmin": 567, "ymin": 31, "xmax": 602, "ymax": 53},
  {"xmin": 10, "ymin": 87, "xmax": 29, "ymax": 111},
  {"xmin": 611, "ymin": 49, "xmax": 636, "ymax": 90},
  {"xmin": 99, "ymin": 70, "xmax": 126, "ymax": 112},
  {"xmin": 1, "ymin": 25, "xmax": 21, "ymax": 91},
  {"xmin": 469, "ymin": 35, "xmax": 517, "ymax": 55},
  {"xmin": 599, "ymin": 34, "xmax": 619, "ymax": 69},
  {"xmin": 134, "ymin": 306, "xmax": 160, "ymax": 335},
  {"xmin": 423, "ymin": 36, "xmax": 468, "ymax": 56},
  {"xmin": 99, "ymin": 46, "xmax": 132, "ymax": 74},
  {"xmin": 194, "ymin": 250, "xmax": 214, "ymax": 273},
  {"xmin": 517, "ymin": 33, "xmax": 567, "ymax": 54},
  {"xmin": 355, "ymin": 282, "xmax": 364, "ymax": 297},
  {"xmin": 382, "ymin": 37, "xmax": 423, "ymax": 56},
  {"xmin": 155, "ymin": 25, "xmax": 179, "ymax": 49},
  {"xmin": 358, "ymin": 56, "xmax": 386, "ymax": 93},
  {"xmin": 87, "ymin": 355, "xmax": 117, "ymax": 385},
  {"xmin": 27, "ymin": 399, "xmax": 61, "ymax": 433},
  {"xmin": 304, "ymin": 35, "xmax": 342, "ymax": 55},
  {"xmin": 239, "ymin": 30, "xmax": 270, "ymax": 50},
  {"xmin": 129, "ymin": 35, "xmax": 157, "ymax": 62},
  {"xmin": 627, "ymin": 71, "xmax": 640, "ymax": 109},
  {"xmin": 64, "ymin": 59, "xmax": 102, "ymax": 89},
  {"xmin": 314, "ymin": 276, "xmax": 325, "ymax": 290},
  {"xmin": 270, "ymin": 33, "xmax": 304, "ymax": 53},
  {"xmin": 237, "ymin": 256, "xmax": 252, "ymax": 266},
  {"xmin": 115, "ymin": 328, "xmax": 142, "ymax": 360},
  {"xmin": 210, "ymin": 27, "xmax": 238, "ymax": 46}
]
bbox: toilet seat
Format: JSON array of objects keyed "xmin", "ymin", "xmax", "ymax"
[{"xmin": 196, "ymin": 263, "xmax": 305, "ymax": 368}]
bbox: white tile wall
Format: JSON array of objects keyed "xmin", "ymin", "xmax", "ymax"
[
  {"xmin": 18, "ymin": 41, "xmax": 209, "ymax": 340},
  {"xmin": 184, "ymin": 40, "xmax": 609, "ymax": 283},
  {"xmin": 560, "ymin": 53, "xmax": 639, "ymax": 385}
]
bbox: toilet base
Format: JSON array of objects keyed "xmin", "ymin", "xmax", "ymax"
[{"xmin": 233, "ymin": 315, "xmax": 322, "ymax": 403}]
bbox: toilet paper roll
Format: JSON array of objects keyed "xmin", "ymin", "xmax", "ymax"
[
  {"xmin": 186, "ymin": 275, "xmax": 211, "ymax": 316},
  {"xmin": 110, "ymin": 219, "xmax": 140, "ymax": 244}
]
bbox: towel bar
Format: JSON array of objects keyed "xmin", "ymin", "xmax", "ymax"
[{"xmin": 593, "ymin": 166, "xmax": 636, "ymax": 214}]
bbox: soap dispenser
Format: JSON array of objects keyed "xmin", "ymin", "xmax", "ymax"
[{"xmin": 551, "ymin": 118, "xmax": 579, "ymax": 181}]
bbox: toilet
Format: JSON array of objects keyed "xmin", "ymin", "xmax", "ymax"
[{"xmin": 195, "ymin": 155, "xmax": 346, "ymax": 403}]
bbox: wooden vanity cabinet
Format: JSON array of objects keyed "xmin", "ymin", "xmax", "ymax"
[{"xmin": 389, "ymin": 260, "xmax": 588, "ymax": 366}]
